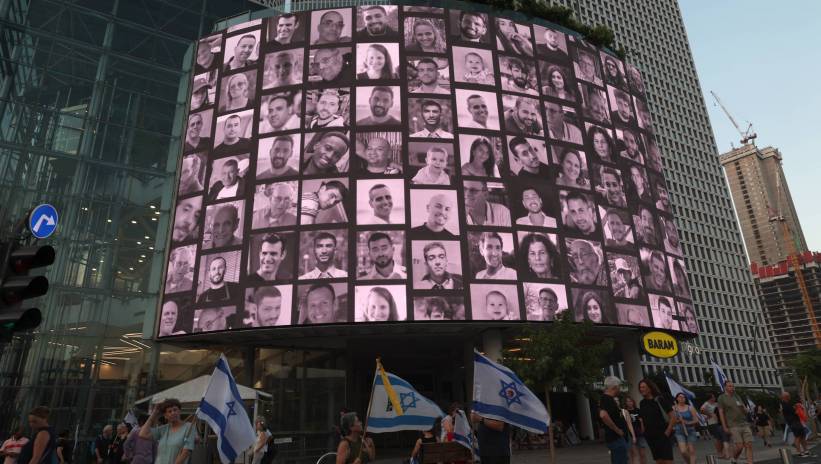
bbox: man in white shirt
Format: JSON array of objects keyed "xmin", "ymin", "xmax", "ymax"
[
  {"xmin": 299, "ymin": 231, "xmax": 348, "ymax": 279},
  {"xmin": 464, "ymin": 180, "xmax": 511, "ymax": 227},
  {"xmin": 361, "ymin": 232, "xmax": 406, "ymax": 280},
  {"xmin": 515, "ymin": 187, "xmax": 557, "ymax": 227},
  {"xmin": 475, "ymin": 232, "xmax": 517, "ymax": 280},
  {"xmin": 207, "ymin": 158, "xmax": 244, "ymax": 202},
  {"xmin": 462, "ymin": 94, "xmax": 494, "ymax": 129},
  {"xmin": 260, "ymin": 93, "xmax": 300, "ymax": 133},
  {"xmin": 411, "ymin": 100, "xmax": 453, "ymax": 138},
  {"xmin": 417, "ymin": 242, "xmax": 463, "ymax": 290}
]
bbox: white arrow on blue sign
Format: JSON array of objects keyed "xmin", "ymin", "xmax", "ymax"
[{"xmin": 28, "ymin": 204, "xmax": 59, "ymax": 239}]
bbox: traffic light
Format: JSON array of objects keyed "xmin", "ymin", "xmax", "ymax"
[{"xmin": 0, "ymin": 243, "xmax": 55, "ymax": 338}]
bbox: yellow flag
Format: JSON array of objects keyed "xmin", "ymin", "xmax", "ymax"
[{"xmin": 377, "ymin": 359, "xmax": 403, "ymax": 416}]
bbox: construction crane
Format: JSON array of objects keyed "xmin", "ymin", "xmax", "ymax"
[
  {"xmin": 710, "ymin": 91, "xmax": 757, "ymax": 146},
  {"xmin": 711, "ymin": 91, "xmax": 820, "ymax": 350}
]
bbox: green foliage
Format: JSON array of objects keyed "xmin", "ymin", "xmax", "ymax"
[
  {"xmin": 787, "ymin": 348, "xmax": 821, "ymax": 386},
  {"xmin": 504, "ymin": 312, "xmax": 614, "ymax": 394}
]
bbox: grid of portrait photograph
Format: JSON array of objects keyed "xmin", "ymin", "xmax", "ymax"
[{"xmin": 160, "ymin": 6, "xmax": 696, "ymax": 337}]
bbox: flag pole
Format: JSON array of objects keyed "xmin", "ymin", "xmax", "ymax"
[{"xmin": 357, "ymin": 357, "xmax": 379, "ymax": 461}]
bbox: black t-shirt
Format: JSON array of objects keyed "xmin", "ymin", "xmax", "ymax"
[
  {"xmin": 599, "ymin": 394, "xmax": 626, "ymax": 442},
  {"xmin": 755, "ymin": 412, "xmax": 770, "ymax": 427},
  {"xmin": 627, "ymin": 408, "xmax": 643, "ymax": 437},
  {"xmin": 57, "ymin": 437, "xmax": 74, "ymax": 464},
  {"xmin": 639, "ymin": 396, "xmax": 673, "ymax": 436},
  {"xmin": 782, "ymin": 401, "xmax": 799, "ymax": 425},
  {"xmin": 477, "ymin": 420, "xmax": 511, "ymax": 457}
]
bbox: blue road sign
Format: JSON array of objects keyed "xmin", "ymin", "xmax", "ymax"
[{"xmin": 28, "ymin": 204, "xmax": 59, "ymax": 239}]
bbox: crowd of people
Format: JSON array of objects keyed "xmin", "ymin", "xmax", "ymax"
[{"xmin": 598, "ymin": 377, "xmax": 819, "ymax": 464}]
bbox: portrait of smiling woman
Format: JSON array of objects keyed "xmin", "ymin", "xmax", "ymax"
[
  {"xmin": 404, "ymin": 17, "xmax": 447, "ymax": 53},
  {"xmin": 356, "ymin": 43, "xmax": 398, "ymax": 80}
]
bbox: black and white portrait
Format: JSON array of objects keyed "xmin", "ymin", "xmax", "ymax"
[
  {"xmin": 165, "ymin": 245, "xmax": 197, "ymax": 294},
  {"xmin": 355, "ymin": 5, "xmax": 400, "ymax": 40},
  {"xmin": 171, "ymin": 196, "xmax": 202, "ymax": 244},
  {"xmin": 356, "ymin": 43, "xmax": 400, "ymax": 80},
  {"xmin": 533, "ymin": 25, "xmax": 568, "ymax": 63},
  {"xmin": 571, "ymin": 287, "xmax": 614, "ymax": 324},
  {"xmin": 643, "ymin": 133, "xmax": 663, "ymax": 172},
  {"xmin": 299, "ymin": 178, "xmax": 349, "ymax": 225},
  {"xmin": 310, "ymin": 8, "xmax": 353, "ymax": 45},
  {"xmin": 179, "ymin": 153, "xmax": 206, "ymax": 196},
  {"xmin": 251, "ymin": 181, "xmax": 298, "ymax": 230},
  {"xmin": 297, "ymin": 229, "xmax": 349, "ymax": 279},
  {"xmin": 191, "ymin": 72, "xmax": 217, "ymax": 112},
  {"xmin": 223, "ymin": 30, "xmax": 261, "ymax": 72},
  {"xmin": 640, "ymin": 247, "xmax": 672, "ymax": 294},
  {"xmin": 354, "ymin": 132, "xmax": 403, "ymax": 175},
  {"xmin": 266, "ymin": 13, "xmax": 306, "ymax": 47},
  {"xmin": 617, "ymin": 128, "xmax": 645, "ymax": 166},
  {"xmin": 307, "ymin": 47, "xmax": 353, "ymax": 85},
  {"xmin": 296, "ymin": 282, "xmax": 348, "ymax": 324},
  {"xmin": 158, "ymin": 296, "xmax": 194, "ymax": 336},
  {"xmin": 571, "ymin": 45, "xmax": 602, "ymax": 87},
  {"xmin": 195, "ymin": 34, "xmax": 222, "ymax": 74},
  {"xmin": 499, "ymin": 56, "xmax": 538, "ymax": 95},
  {"xmin": 460, "ymin": 134, "xmax": 503, "ymax": 178},
  {"xmin": 357, "ymin": 230, "xmax": 407, "ymax": 280},
  {"xmin": 669, "ymin": 256, "xmax": 691, "ymax": 300},
  {"xmin": 677, "ymin": 302, "xmax": 698, "ymax": 333},
  {"xmin": 633, "ymin": 204, "xmax": 659, "ymax": 247},
  {"xmin": 247, "ymin": 232, "xmax": 295, "ymax": 283},
  {"xmin": 592, "ymin": 163, "xmax": 627, "ymax": 208},
  {"xmin": 626, "ymin": 63, "xmax": 646, "ymax": 97},
  {"xmin": 660, "ymin": 216, "xmax": 683, "ymax": 256},
  {"xmin": 463, "ymin": 180, "xmax": 512, "ymax": 227},
  {"xmin": 218, "ymin": 70, "xmax": 257, "ymax": 113},
  {"xmin": 507, "ymin": 135, "xmax": 550, "ymax": 179},
  {"xmin": 304, "ymin": 88, "xmax": 350, "ymax": 129},
  {"xmin": 452, "ymin": 47, "xmax": 495, "ymax": 86},
  {"xmin": 408, "ymin": 142, "xmax": 454, "ymax": 186},
  {"xmin": 607, "ymin": 254, "xmax": 644, "ymax": 300},
  {"xmin": 552, "ymin": 147, "xmax": 590, "ymax": 190},
  {"xmin": 410, "ymin": 240, "xmax": 463, "ymax": 290},
  {"xmin": 626, "ymin": 164, "xmax": 652, "ymax": 203},
  {"xmin": 522, "ymin": 282, "xmax": 568, "ymax": 321},
  {"xmin": 302, "ymin": 131, "xmax": 350, "ymax": 175},
  {"xmin": 408, "ymin": 98, "xmax": 454, "ymax": 138},
  {"xmin": 244, "ymin": 285, "xmax": 293, "ymax": 327},
  {"xmin": 495, "ymin": 18, "xmax": 534, "ymax": 57},
  {"xmin": 449, "ymin": 10, "xmax": 490, "ymax": 44},
  {"xmin": 412, "ymin": 296, "xmax": 466, "ymax": 321},
  {"xmin": 259, "ymin": 91, "xmax": 302, "ymax": 134},
  {"xmin": 196, "ymin": 251, "xmax": 242, "ymax": 303},
  {"xmin": 584, "ymin": 123, "xmax": 616, "ymax": 164},
  {"xmin": 517, "ymin": 232, "xmax": 561, "ymax": 281},
  {"xmin": 409, "ymin": 189, "xmax": 459, "ymax": 237},
  {"xmin": 559, "ymin": 190, "xmax": 599, "ymax": 237},
  {"xmin": 600, "ymin": 52, "xmax": 627, "ymax": 89},
  {"xmin": 355, "ymin": 86, "xmax": 402, "ymax": 126},
  {"xmin": 257, "ymin": 134, "xmax": 301, "ymax": 180},
  {"xmin": 649, "ymin": 293, "xmax": 678, "ymax": 331},
  {"xmin": 539, "ymin": 61, "xmax": 576, "ymax": 102},
  {"xmin": 213, "ymin": 110, "xmax": 254, "ymax": 157},
  {"xmin": 468, "ymin": 231, "xmax": 517, "ymax": 280},
  {"xmin": 354, "ymin": 284, "xmax": 407, "ymax": 322},
  {"xmin": 608, "ymin": 85, "xmax": 637, "ymax": 126},
  {"xmin": 544, "ymin": 102, "xmax": 583, "ymax": 145},
  {"xmin": 455, "ymin": 89, "xmax": 500, "ymax": 130},
  {"xmin": 651, "ymin": 174, "xmax": 671, "ymax": 213},
  {"xmin": 578, "ymin": 82, "xmax": 610, "ymax": 125},
  {"xmin": 502, "ymin": 94, "xmax": 543, "ymax": 136},
  {"xmin": 565, "ymin": 237, "xmax": 607, "ymax": 286},
  {"xmin": 404, "ymin": 17, "xmax": 447, "ymax": 53},
  {"xmin": 356, "ymin": 179, "xmax": 406, "ymax": 225},
  {"xmin": 470, "ymin": 284, "xmax": 520, "ymax": 321},
  {"xmin": 512, "ymin": 183, "xmax": 557, "ymax": 229},
  {"xmin": 202, "ymin": 200, "xmax": 245, "ymax": 250},
  {"xmin": 262, "ymin": 49, "xmax": 304, "ymax": 90},
  {"xmin": 407, "ymin": 57, "xmax": 450, "ymax": 94},
  {"xmin": 192, "ymin": 307, "xmax": 235, "ymax": 333},
  {"xmin": 600, "ymin": 207, "xmax": 635, "ymax": 249},
  {"xmin": 616, "ymin": 303, "xmax": 651, "ymax": 327},
  {"xmin": 207, "ymin": 155, "xmax": 249, "ymax": 202},
  {"xmin": 184, "ymin": 109, "xmax": 213, "ymax": 153}
]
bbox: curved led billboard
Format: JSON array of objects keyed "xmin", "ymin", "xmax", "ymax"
[{"xmin": 159, "ymin": 4, "xmax": 697, "ymax": 338}]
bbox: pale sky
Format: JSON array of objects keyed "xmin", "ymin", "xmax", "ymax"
[{"xmin": 679, "ymin": 1, "xmax": 821, "ymax": 250}]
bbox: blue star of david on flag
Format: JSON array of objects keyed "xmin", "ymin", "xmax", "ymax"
[
  {"xmin": 400, "ymin": 391, "xmax": 418, "ymax": 410},
  {"xmin": 498, "ymin": 379, "xmax": 524, "ymax": 406},
  {"xmin": 226, "ymin": 400, "xmax": 237, "ymax": 417}
]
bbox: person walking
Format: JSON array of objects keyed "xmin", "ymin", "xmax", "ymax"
[
  {"xmin": 671, "ymin": 393, "xmax": 698, "ymax": 464},
  {"xmin": 718, "ymin": 381, "xmax": 753, "ymax": 464},
  {"xmin": 1, "ymin": 428, "xmax": 29, "ymax": 464},
  {"xmin": 17, "ymin": 407, "xmax": 57, "ymax": 464},
  {"xmin": 637, "ymin": 379, "xmax": 674, "ymax": 464},
  {"xmin": 410, "ymin": 419, "xmax": 439, "ymax": 464},
  {"xmin": 699, "ymin": 393, "xmax": 730, "ymax": 459},
  {"xmin": 470, "ymin": 411, "xmax": 511, "ymax": 464},
  {"xmin": 598, "ymin": 376, "xmax": 629, "ymax": 464},
  {"xmin": 780, "ymin": 391, "xmax": 810, "ymax": 458},
  {"xmin": 624, "ymin": 397, "xmax": 647, "ymax": 464},
  {"xmin": 139, "ymin": 399, "xmax": 195, "ymax": 464},
  {"xmin": 753, "ymin": 405, "xmax": 772, "ymax": 447},
  {"xmin": 336, "ymin": 412, "xmax": 375, "ymax": 464}
]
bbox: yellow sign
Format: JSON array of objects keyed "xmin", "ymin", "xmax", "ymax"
[{"xmin": 642, "ymin": 331, "xmax": 678, "ymax": 358}]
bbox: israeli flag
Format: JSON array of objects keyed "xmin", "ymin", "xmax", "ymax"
[
  {"xmin": 196, "ymin": 355, "xmax": 257, "ymax": 464},
  {"xmin": 711, "ymin": 361, "xmax": 728, "ymax": 391},
  {"xmin": 472, "ymin": 351, "xmax": 549, "ymax": 434},
  {"xmin": 453, "ymin": 409, "xmax": 479, "ymax": 458},
  {"xmin": 367, "ymin": 372, "xmax": 444, "ymax": 433}
]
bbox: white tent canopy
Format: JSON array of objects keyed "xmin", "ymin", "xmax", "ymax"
[{"xmin": 134, "ymin": 375, "xmax": 272, "ymax": 407}]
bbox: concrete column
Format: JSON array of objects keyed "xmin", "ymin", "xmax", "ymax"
[
  {"xmin": 575, "ymin": 392, "xmax": 594, "ymax": 441},
  {"xmin": 619, "ymin": 336, "xmax": 643, "ymax": 403},
  {"xmin": 482, "ymin": 329, "xmax": 503, "ymax": 362}
]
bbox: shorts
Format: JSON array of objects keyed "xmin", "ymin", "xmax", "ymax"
[
  {"xmin": 729, "ymin": 425, "xmax": 753, "ymax": 444},
  {"xmin": 674, "ymin": 431, "xmax": 697, "ymax": 444},
  {"xmin": 708, "ymin": 423, "xmax": 729, "ymax": 442},
  {"xmin": 644, "ymin": 434, "xmax": 674, "ymax": 461},
  {"xmin": 757, "ymin": 425, "xmax": 771, "ymax": 436},
  {"xmin": 788, "ymin": 422, "xmax": 805, "ymax": 438}
]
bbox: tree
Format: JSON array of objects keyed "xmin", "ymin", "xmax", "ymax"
[
  {"xmin": 787, "ymin": 348, "xmax": 821, "ymax": 435},
  {"xmin": 505, "ymin": 312, "xmax": 613, "ymax": 463}
]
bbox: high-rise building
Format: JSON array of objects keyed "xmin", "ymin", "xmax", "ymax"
[
  {"xmin": 751, "ymin": 252, "xmax": 821, "ymax": 368},
  {"xmin": 551, "ymin": 0, "xmax": 780, "ymax": 388},
  {"xmin": 719, "ymin": 144, "xmax": 807, "ymax": 266}
]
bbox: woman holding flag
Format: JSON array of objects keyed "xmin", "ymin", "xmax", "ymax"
[
  {"xmin": 336, "ymin": 412, "xmax": 375, "ymax": 464},
  {"xmin": 671, "ymin": 393, "xmax": 698, "ymax": 464}
]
